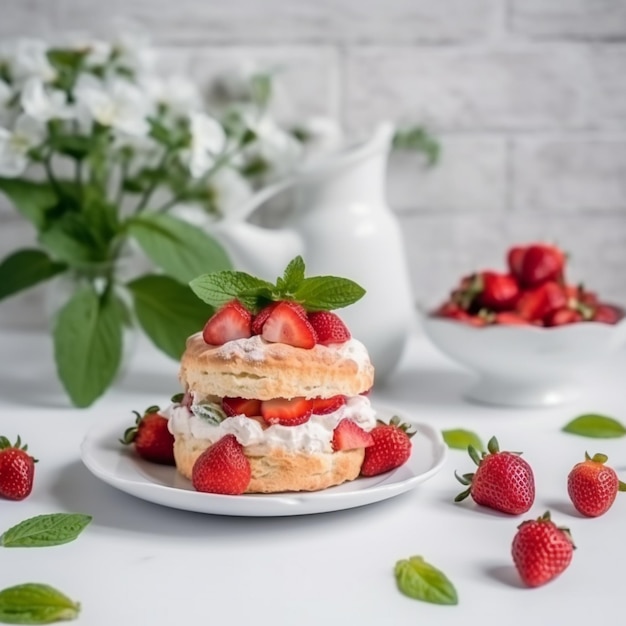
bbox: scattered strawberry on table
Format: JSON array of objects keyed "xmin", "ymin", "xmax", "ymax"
[
  {"xmin": 0, "ymin": 435, "xmax": 36, "ymax": 501},
  {"xmin": 360, "ymin": 416, "xmax": 415, "ymax": 477},
  {"xmin": 454, "ymin": 436, "xmax": 535, "ymax": 515},
  {"xmin": 120, "ymin": 405, "xmax": 176, "ymax": 465},
  {"xmin": 511, "ymin": 511, "xmax": 575, "ymax": 587},
  {"xmin": 567, "ymin": 452, "xmax": 626, "ymax": 517},
  {"xmin": 433, "ymin": 242, "xmax": 623, "ymax": 327}
]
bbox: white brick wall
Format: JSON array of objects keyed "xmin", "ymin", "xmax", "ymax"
[{"xmin": 1, "ymin": 0, "xmax": 626, "ymax": 328}]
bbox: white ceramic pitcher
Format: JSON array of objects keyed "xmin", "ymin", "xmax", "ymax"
[{"xmin": 211, "ymin": 122, "xmax": 416, "ymax": 382}]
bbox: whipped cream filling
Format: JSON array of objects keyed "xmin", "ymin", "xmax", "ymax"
[
  {"xmin": 208, "ymin": 333, "xmax": 372, "ymax": 371},
  {"xmin": 165, "ymin": 394, "xmax": 377, "ymax": 454}
]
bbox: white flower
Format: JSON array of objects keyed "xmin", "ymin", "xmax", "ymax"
[
  {"xmin": 243, "ymin": 112, "xmax": 303, "ymax": 177},
  {"xmin": 209, "ymin": 167, "xmax": 254, "ymax": 216},
  {"xmin": 185, "ymin": 112, "xmax": 227, "ymax": 178},
  {"xmin": 0, "ymin": 79, "xmax": 14, "ymax": 127},
  {"xmin": 61, "ymin": 33, "xmax": 113, "ymax": 66},
  {"xmin": 20, "ymin": 77, "xmax": 74, "ymax": 122},
  {"xmin": 140, "ymin": 74, "xmax": 202, "ymax": 115},
  {"xmin": 1, "ymin": 39, "xmax": 56, "ymax": 84},
  {"xmin": 74, "ymin": 75, "xmax": 151, "ymax": 136},
  {"xmin": 0, "ymin": 114, "xmax": 45, "ymax": 177},
  {"xmin": 110, "ymin": 20, "xmax": 157, "ymax": 76},
  {"xmin": 298, "ymin": 116, "xmax": 344, "ymax": 158}
]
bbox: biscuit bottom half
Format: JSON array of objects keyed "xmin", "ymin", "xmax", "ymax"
[{"xmin": 173, "ymin": 434, "xmax": 366, "ymax": 494}]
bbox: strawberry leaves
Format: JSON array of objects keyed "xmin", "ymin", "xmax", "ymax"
[{"xmin": 189, "ymin": 255, "xmax": 365, "ymax": 313}]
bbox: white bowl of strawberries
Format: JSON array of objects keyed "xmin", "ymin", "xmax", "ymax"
[{"xmin": 421, "ymin": 242, "xmax": 626, "ymax": 407}]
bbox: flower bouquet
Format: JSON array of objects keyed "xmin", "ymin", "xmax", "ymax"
[{"xmin": 0, "ymin": 34, "xmax": 259, "ymax": 407}]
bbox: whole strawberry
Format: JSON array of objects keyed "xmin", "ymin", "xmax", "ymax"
[
  {"xmin": 455, "ymin": 436, "xmax": 535, "ymax": 515},
  {"xmin": 567, "ymin": 452, "xmax": 626, "ymax": 517},
  {"xmin": 192, "ymin": 434, "xmax": 251, "ymax": 495},
  {"xmin": 0, "ymin": 435, "xmax": 36, "ymax": 501},
  {"xmin": 121, "ymin": 405, "xmax": 175, "ymax": 465},
  {"xmin": 360, "ymin": 416, "xmax": 415, "ymax": 477},
  {"xmin": 512, "ymin": 511, "xmax": 575, "ymax": 587}
]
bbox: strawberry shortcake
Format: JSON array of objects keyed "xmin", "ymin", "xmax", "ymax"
[{"xmin": 166, "ymin": 256, "xmax": 379, "ymax": 495}]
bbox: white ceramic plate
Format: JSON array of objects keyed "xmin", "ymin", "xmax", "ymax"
[{"xmin": 80, "ymin": 408, "xmax": 448, "ymax": 517}]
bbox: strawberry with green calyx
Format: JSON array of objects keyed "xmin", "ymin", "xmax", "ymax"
[
  {"xmin": 512, "ymin": 511, "xmax": 575, "ymax": 588},
  {"xmin": 0, "ymin": 435, "xmax": 37, "ymax": 501},
  {"xmin": 567, "ymin": 452, "xmax": 626, "ymax": 517},
  {"xmin": 189, "ymin": 256, "xmax": 365, "ymax": 348},
  {"xmin": 455, "ymin": 436, "xmax": 535, "ymax": 515},
  {"xmin": 360, "ymin": 416, "xmax": 415, "ymax": 477},
  {"xmin": 121, "ymin": 405, "xmax": 175, "ymax": 465},
  {"xmin": 192, "ymin": 434, "xmax": 251, "ymax": 495}
]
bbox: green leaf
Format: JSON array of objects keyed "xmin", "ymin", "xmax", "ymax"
[
  {"xmin": 562, "ymin": 414, "xmax": 626, "ymax": 439},
  {"xmin": 128, "ymin": 274, "xmax": 214, "ymax": 359},
  {"xmin": 37, "ymin": 220, "xmax": 97, "ymax": 265},
  {"xmin": 0, "ymin": 179, "xmax": 57, "ymax": 230},
  {"xmin": 441, "ymin": 429, "xmax": 484, "ymax": 452},
  {"xmin": 48, "ymin": 135, "xmax": 90, "ymax": 160},
  {"xmin": 0, "ymin": 514, "xmax": 92, "ymax": 548},
  {"xmin": 395, "ymin": 556, "xmax": 458, "ymax": 606},
  {"xmin": 0, "ymin": 250, "xmax": 66, "ymax": 301},
  {"xmin": 189, "ymin": 271, "xmax": 274, "ymax": 312},
  {"xmin": 280, "ymin": 256, "xmax": 305, "ymax": 292},
  {"xmin": 127, "ymin": 213, "xmax": 231, "ymax": 284},
  {"xmin": 392, "ymin": 126, "xmax": 440, "ymax": 166},
  {"xmin": 53, "ymin": 285, "xmax": 123, "ymax": 408},
  {"xmin": 292, "ymin": 276, "xmax": 366, "ymax": 311},
  {"xmin": 0, "ymin": 583, "xmax": 80, "ymax": 624}
]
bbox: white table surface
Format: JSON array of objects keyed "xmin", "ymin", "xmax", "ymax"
[{"xmin": 1, "ymin": 328, "xmax": 625, "ymax": 626}]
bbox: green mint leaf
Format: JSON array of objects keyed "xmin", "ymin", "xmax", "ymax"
[
  {"xmin": 189, "ymin": 271, "xmax": 274, "ymax": 312},
  {"xmin": 0, "ymin": 514, "xmax": 92, "ymax": 548},
  {"xmin": 191, "ymin": 402, "xmax": 227, "ymax": 425},
  {"xmin": 127, "ymin": 213, "xmax": 231, "ymax": 284},
  {"xmin": 0, "ymin": 583, "xmax": 80, "ymax": 624},
  {"xmin": 562, "ymin": 414, "xmax": 626, "ymax": 439},
  {"xmin": 292, "ymin": 276, "xmax": 365, "ymax": 311},
  {"xmin": 441, "ymin": 429, "xmax": 484, "ymax": 452},
  {"xmin": 53, "ymin": 285, "xmax": 123, "ymax": 408},
  {"xmin": 0, "ymin": 250, "xmax": 66, "ymax": 302},
  {"xmin": 0, "ymin": 179, "xmax": 57, "ymax": 230},
  {"xmin": 395, "ymin": 555, "xmax": 458, "ymax": 606},
  {"xmin": 128, "ymin": 274, "xmax": 214, "ymax": 359},
  {"xmin": 280, "ymin": 256, "xmax": 305, "ymax": 293}
]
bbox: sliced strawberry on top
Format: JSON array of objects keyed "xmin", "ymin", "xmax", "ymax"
[
  {"xmin": 307, "ymin": 310, "xmax": 351, "ymax": 345},
  {"xmin": 260, "ymin": 397, "xmax": 313, "ymax": 426},
  {"xmin": 222, "ymin": 397, "xmax": 262, "ymax": 418},
  {"xmin": 332, "ymin": 419, "xmax": 374, "ymax": 451},
  {"xmin": 202, "ymin": 300, "xmax": 252, "ymax": 345},
  {"xmin": 251, "ymin": 302, "xmax": 279, "ymax": 335},
  {"xmin": 311, "ymin": 395, "xmax": 346, "ymax": 415},
  {"xmin": 261, "ymin": 301, "xmax": 317, "ymax": 348}
]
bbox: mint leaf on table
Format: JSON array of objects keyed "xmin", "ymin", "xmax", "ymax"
[
  {"xmin": 0, "ymin": 583, "xmax": 80, "ymax": 624},
  {"xmin": 395, "ymin": 555, "xmax": 458, "ymax": 605},
  {"xmin": 562, "ymin": 414, "xmax": 626, "ymax": 439},
  {"xmin": 441, "ymin": 429, "xmax": 484, "ymax": 452},
  {"xmin": 0, "ymin": 514, "xmax": 92, "ymax": 548}
]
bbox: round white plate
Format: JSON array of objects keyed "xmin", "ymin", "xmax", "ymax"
[{"xmin": 80, "ymin": 409, "xmax": 448, "ymax": 517}]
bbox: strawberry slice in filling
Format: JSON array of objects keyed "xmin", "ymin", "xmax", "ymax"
[{"xmin": 260, "ymin": 397, "xmax": 313, "ymax": 426}]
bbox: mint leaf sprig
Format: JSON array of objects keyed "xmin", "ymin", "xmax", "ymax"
[
  {"xmin": 0, "ymin": 583, "xmax": 80, "ymax": 624},
  {"xmin": 0, "ymin": 514, "xmax": 92, "ymax": 549},
  {"xmin": 189, "ymin": 255, "xmax": 366, "ymax": 313}
]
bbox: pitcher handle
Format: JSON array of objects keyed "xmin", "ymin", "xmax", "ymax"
[{"xmin": 227, "ymin": 175, "xmax": 297, "ymax": 223}]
